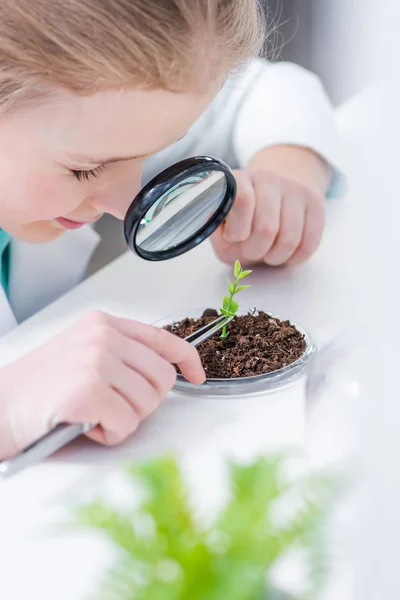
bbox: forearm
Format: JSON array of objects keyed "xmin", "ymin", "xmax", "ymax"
[{"xmin": 247, "ymin": 144, "xmax": 332, "ymax": 195}]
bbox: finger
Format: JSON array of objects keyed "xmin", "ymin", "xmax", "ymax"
[
  {"xmin": 263, "ymin": 193, "xmax": 305, "ymax": 266},
  {"xmin": 111, "ymin": 317, "xmax": 206, "ymax": 384},
  {"xmin": 287, "ymin": 194, "xmax": 326, "ymax": 266},
  {"xmin": 210, "ymin": 227, "xmax": 246, "ymax": 265},
  {"xmin": 211, "ymin": 227, "xmax": 268, "ymax": 266},
  {"xmin": 221, "ymin": 170, "xmax": 255, "ymax": 243},
  {"xmin": 108, "ymin": 357, "xmax": 162, "ymax": 419},
  {"xmin": 84, "ymin": 389, "xmax": 140, "ymax": 446},
  {"xmin": 115, "ymin": 336, "xmax": 177, "ymax": 400},
  {"xmin": 240, "ymin": 169, "xmax": 281, "ymax": 261}
]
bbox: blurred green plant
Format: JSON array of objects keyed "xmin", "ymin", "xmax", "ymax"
[{"xmin": 74, "ymin": 454, "xmax": 339, "ymax": 600}]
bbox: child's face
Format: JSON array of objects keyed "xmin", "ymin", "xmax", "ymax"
[{"xmin": 0, "ymin": 85, "xmax": 217, "ymax": 242}]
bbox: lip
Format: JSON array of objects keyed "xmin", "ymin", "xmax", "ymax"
[{"xmin": 55, "ymin": 216, "xmax": 101, "ymax": 230}]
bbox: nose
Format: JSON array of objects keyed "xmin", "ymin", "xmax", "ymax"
[{"xmin": 88, "ymin": 162, "xmax": 143, "ymax": 220}]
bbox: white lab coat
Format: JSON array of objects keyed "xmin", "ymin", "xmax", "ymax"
[{"xmin": 0, "ymin": 58, "xmax": 344, "ymax": 337}]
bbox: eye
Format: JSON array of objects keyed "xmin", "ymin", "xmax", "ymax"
[{"xmin": 70, "ymin": 165, "xmax": 106, "ymax": 182}]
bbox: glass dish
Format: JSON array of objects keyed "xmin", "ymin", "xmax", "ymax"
[{"xmin": 153, "ymin": 308, "xmax": 317, "ymax": 397}]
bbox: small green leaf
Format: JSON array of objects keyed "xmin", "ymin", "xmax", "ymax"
[
  {"xmin": 239, "ymin": 269, "xmax": 252, "ymax": 279},
  {"xmin": 222, "ymin": 296, "xmax": 231, "ymax": 311},
  {"xmin": 230, "ymin": 299, "xmax": 239, "ymax": 314},
  {"xmin": 235, "ymin": 285, "xmax": 251, "ymax": 292},
  {"xmin": 221, "ymin": 307, "xmax": 236, "ymax": 317},
  {"xmin": 233, "ymin": 260, "xmax": 241, "ymax": 278},
  {"xmin": 226, "ymin": 278, "xmax": 235, "ymax": 295}
]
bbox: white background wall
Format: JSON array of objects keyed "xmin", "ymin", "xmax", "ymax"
[
  {"xmin": 311, "ymin": 0, "xmax": 380, "ymax": 103},
  {"xmin": 271, "ymin": 0, "xmax": 379, "ymax": 105}
]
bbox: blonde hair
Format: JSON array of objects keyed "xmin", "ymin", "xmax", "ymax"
[{"xmin": 0, "ymin": 0, "xmax": 265, "ymax": 110}]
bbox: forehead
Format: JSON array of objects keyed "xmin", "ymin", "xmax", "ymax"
[{"xmin": 26, "ymin": 86, "xmax": 217, "ymax": 159}]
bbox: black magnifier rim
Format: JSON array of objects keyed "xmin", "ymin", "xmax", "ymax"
[{"xmin": 123, "ymin": 156, "xmax": 236, "ymax": 261}]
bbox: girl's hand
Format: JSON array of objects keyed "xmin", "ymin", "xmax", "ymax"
[
  {"xmin": 211, "ymin": 146, "xmax": 330, "ymax": 267},
  {"xmin": 0, "ymin": 310, "xmax": 205, "ymax": 460}
]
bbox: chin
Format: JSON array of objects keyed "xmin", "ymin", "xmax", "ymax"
[{"xmin": 13, "ymin": 223, "xmax": 66, "ymax": 244}]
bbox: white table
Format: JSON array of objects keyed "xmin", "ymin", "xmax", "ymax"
[{"xmin": 0, "ymin": 90, "xmax": 395, "ymax": 600}]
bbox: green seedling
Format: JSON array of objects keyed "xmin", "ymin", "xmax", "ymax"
[{"xmin": 220, "ymin": 260, "xmax": 252, "ymax": 339}]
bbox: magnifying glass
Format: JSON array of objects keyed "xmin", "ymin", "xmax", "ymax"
[{"xmin": 123, "ymin": 156, "xmax": 236, "ymax": 260}]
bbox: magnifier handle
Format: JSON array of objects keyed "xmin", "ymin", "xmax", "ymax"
[{"xmin": 0, "ymin": 422, "xmax": 95, "ymax": 479}]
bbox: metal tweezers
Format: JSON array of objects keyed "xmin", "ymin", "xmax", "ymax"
[
  {"xmin": 0, "ymin": 314, "xmax": 233, "ymax": 479},
  {"xmin": 184, "ymin": 313, "xmax": 233, "ymax": 346}
]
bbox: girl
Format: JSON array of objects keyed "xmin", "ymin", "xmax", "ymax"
[{"xmin": 0, "ymin": 0, "xmax": 342, "ymax": 459}]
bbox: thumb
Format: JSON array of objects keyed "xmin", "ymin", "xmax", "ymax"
[
  {"xmin": 210, "ymin": 227, "xmax": 242, "ymax": 265},
  {"xmin": 222, "ymin": 169, "xmax": 255, "ymax": 243}
]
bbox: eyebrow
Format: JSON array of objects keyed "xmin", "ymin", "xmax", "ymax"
[{"xmin": 69, "ymin": 134, "xmax": 188, "ymax": 166}]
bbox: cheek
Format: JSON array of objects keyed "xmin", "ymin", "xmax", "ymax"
[{"xmin": 0, "ymin": 170, "xmax": 83, "ymax": 222}]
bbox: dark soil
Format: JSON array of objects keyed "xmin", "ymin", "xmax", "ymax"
[{"xmin": 164, "ymin": 309, "xmax": 306, "ymax": 379}]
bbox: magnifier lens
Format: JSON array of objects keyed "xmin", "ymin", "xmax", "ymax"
[
  {"xmin": 123, "ymin": 156, "xmax": 236, "ymax": 261},
  {"xmin": 136, "ymin": 170, "xmax": 227, "ymax": 253}
]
